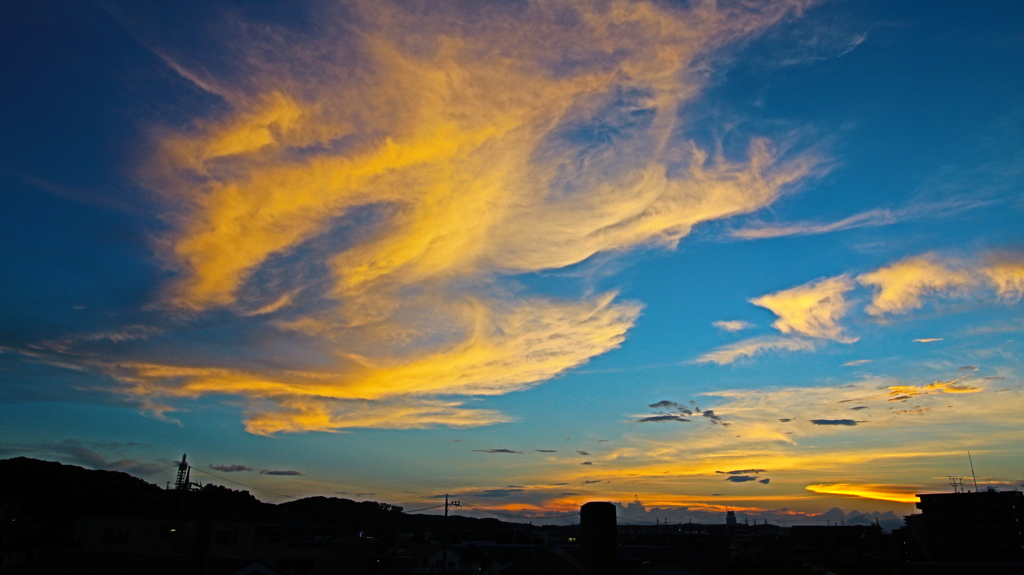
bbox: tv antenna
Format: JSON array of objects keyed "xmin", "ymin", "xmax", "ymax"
[{"xmin": 948, "ymin": 476, "xmax": 964, "ymax": 493}]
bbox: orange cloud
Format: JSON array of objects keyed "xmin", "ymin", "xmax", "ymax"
[
  {"xmin": 886, "ymin": 379, "xmax": 982, "ymax": 400},
  {"xmin": 806, "ymin": 483, "xmax": 920, "ymax": 503}
]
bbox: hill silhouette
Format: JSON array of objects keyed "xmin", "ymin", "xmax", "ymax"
[
  {"xmin": 0, "ymin": 457, "xmax": 166, "ymax": 518},
  {"xmin": 0, "ymin": 457, "xmax": 522, "ymax": 540}
]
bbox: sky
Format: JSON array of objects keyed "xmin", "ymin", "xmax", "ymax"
[{"xmin": 1, "ymin": 0, "xmax": 1023, "ymax": 529}]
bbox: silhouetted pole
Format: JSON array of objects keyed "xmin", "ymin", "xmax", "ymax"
[
  {"xmin": 442, "ymin": 494, "xmax": 460, "ymax": 573},
  {"xmin": 968, "ymin": 451, "xmax": 979, "ymax": 492}
]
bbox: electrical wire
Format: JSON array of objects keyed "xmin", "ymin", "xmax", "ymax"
[
  {"xmin": 189, "ymin": 466, "xmax": 294, "ymax": 498},
  {"xmin": 404, "ymin": 503, "xmax": 446, "ymax": 513}
]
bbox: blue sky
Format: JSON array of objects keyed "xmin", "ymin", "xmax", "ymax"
[{"xmin": 1, "ymin": 0, "xmax": 1022, "ymax": 525}]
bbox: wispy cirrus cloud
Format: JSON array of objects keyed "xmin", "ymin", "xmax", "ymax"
[
  {"xmin": 73, "ymin": 0, "xmax": 815, "ymax": 434},
  {"xmin": 858, "ymin": 253, "xmax": 978, "ymax": 316},
  {"xmin": 730, "ymin": 199, "xmax": 989, "ymax": 240},
  {"xmin": 694, "ymin": 335, "xmax": 818, "ymax": 365},
  {"xmin": 859, "ymin": 251, "xmax": 1024, "ymax": 316}
]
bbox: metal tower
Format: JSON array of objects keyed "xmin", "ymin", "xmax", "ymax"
[{"xmin": 175, "ymin": 453, "xmax": 191, "ymax": 491}]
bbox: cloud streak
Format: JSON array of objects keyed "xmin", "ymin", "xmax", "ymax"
[
  {"xmin": 260, "ymin": 469, "xmax": 303, "ymax": 476},
  {"xmin": 730, "ymin": 199, "xmax": 990, "ymax": 240},
  {"xmin": 806, "ymin": 483, "xmax": 920, "ymax": 503},
  {"xmin": 210, "ymin": 464, "xmax": 252, "ymax": 473},
  {"xmin": 695, "ymin": 335, "xmax": 817, "ymax": 365}
]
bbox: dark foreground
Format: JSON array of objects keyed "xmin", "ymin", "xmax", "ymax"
[{"xmin": 1, "ymin": 457, "xmax": 1022, "ymax": 575}]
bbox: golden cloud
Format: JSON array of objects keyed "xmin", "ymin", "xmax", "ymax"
[
  {"xmin": 858, "ymin": 253, "xmax": 978, "ymax": 316},
  {"xmin": 698, "ymin": 249, "xmax": 1024, "ymax": 365},
  {"xmin": 750, "ymin": 274, "xmax": 857, "ymax": 342},
  {"xmin": 886, "ymin": 379, "xmax": 982, "ymax": 400},
  {"xmin": 151, "ymin": 0, "xmax": 814, "ymax": 311},
  {"xmin": 982, "ymin": 254, "xmax": 1024, "ymax": 302},
  {"xmin": 123, "ymin": 0, "xmax": 817, "ymax": 432},
  {"xmin": 114, "ymin": 294, "xmax": 640, "ymax": 433}
]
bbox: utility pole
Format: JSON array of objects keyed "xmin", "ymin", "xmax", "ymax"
[
  {"xmin": 968, "ymin": 451, "xmax": 979, "ymax": 492},
  {"xmin": 442, "ymin": 494, "xmax": 461, "ymax": 573}
]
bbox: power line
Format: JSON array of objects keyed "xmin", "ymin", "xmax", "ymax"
[
  {"xmin": 454, "ymin": 498, "xmax": 579, "ymax": 522},
  {"xmin": 189, "ymin": 466, "xmax": 294, "ymax": 498},
  {"xmin": 404, "ymin": 503, "xmax": 446, "ymax": 513}
]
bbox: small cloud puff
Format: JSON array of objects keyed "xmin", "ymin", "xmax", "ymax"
[
  {"xmin": 713, "ymin": 320, "xmax": 753, "ymax": 332},
  {"xmin": 472, "ymin": 448, "xmax": 521, "ymax": 454}
]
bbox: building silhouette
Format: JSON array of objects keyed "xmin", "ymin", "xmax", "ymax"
[{"xmin": 895, "ymin": 487, "xmax": 1024, "ymax": 569}]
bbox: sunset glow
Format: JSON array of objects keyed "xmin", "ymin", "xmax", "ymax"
[{"xmin": 1, "ymin": 0, "xmax": 1022, "ymax": 528}]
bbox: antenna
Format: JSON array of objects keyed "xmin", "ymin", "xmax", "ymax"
[
  {"xmin": 175, "ymin": 453, "xmax": 191, "ymax": 491},
  {"xmin": 948, "ymin": 476, "xmax": 964, "ymax": 493},
  {"xmin": 968, "ymin": 451, "xmax": 979, "ymax": 492}
]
